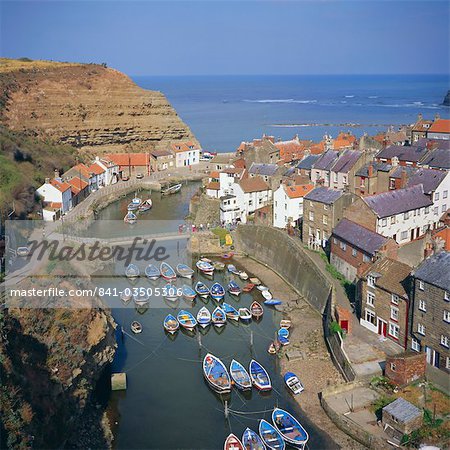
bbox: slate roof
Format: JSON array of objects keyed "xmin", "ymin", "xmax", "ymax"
[
  {"xmin": 390, "ymin": 166, "xmax": 418, "ymax": 179},
  {"xmin": 383, "ymin": 398, "xmax": 421, "ymax": 423},
  {"xmin": 356, "ymin": 162, "xmax": 391, "ymax": 177},
  {"xmin": 420, "ymin": 147, "xmax": 450, "ymax": 170},
  {"xmin": 331, "ymin": 150, "xmax": 362, "ymax": 174},
  {"xmin": 363, "ymin": 185, "xmax": 432, "ymax": 218},
  {"xmin": 413, "ymin": 251, "xmax": 450, "ymax": 290},
  {"xmin": 406, "ymin": 168, "xmax": 448, "ymax": 194},
  {"xmin": 248, "ymin": 163, "xmax": 278, "ymax": 176},
  {"xmin": 304, "ymin": 187, "xmax": 344, "ymax": 205},
  {"xmin": 332, "ymin": 219, "xmax": 389, "ymax": 256},
  {"xmin": 377, "ymin": 144, "xmax": 428, "ymax": 163},
  {"xmin": 313, "ymin": 150, "xmax": 339, "ymax": 170},
  {"xmin": 297, "ymin": 154, "xmax": 320, "ymax": 170},
  {"xmin": 151, "ymin": 149, "xmax": 173, "ymax": 158}
]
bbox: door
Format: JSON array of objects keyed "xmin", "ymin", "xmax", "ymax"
[
  {"xmin": 411, "ymin": 229, "xmax": 415, "ymax": 241},
  {"xmin": 426, "ymin": 347, "xmax": 440, "ymax": 368},
  {"xmin": 377, "ymin": 318, "xmax": 387, "ymax": 337},
  {"xmin": 341, "ymin": 320, "xmax": 349, "ymax": 333}
]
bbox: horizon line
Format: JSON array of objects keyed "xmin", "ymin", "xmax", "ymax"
[{"xmin": 130, "ymin": 72, "xmax": 450, "ymax": 77}]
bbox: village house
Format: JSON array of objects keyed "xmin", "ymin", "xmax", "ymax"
[
  {"xmin": 248, "ymin": 163, "xmax": 279, "ymax": 183},
  {"xmin": 66, "ymin": 176, "xmax": 89, "ymax": 207},
  {"xmin": 328, "ymin": 149, "xmax": 367, "ymax": 192},
  {"xmin": 106, "ymin": 153, "xmax": 152, "ymax": 178},
  {"xmin": 92, "ymin": 156, "xmax": 119, "ymax": 185},
  {"xmin": 310, "ymin": 150, "xmax": 339, "ymax": 185},
  {"xmin": 207, "ymin": 153, "xmax": 235, "ymax": 171},
  {"xmin": 296, "ymin": 154, "xmax": 321, "ymax": 178},
  {"xmin": 382, "ymin": 398, "xmax": 423, "ymax": 438},
  {"xmin": 343, "ymin": 185, "xmax": 435, "ymax": 244},
  {"xmin": 87, "ymin": 162, "xmax": 107, "ymax": 189},
  {"xmin": 331, "ymin": 131, "xmax": 357, "ymax": 151},
  {"xmin": 358, "ymin": 257, "xmax": 412, "ymax": 348},
  {"xmin": 409, "ymin": 251, "xmax": 450, "ymax": 385},
  {"xmin": 419, "ymin": 143, "xmax": 450, "ymax": 170},
  {"xmin": 302, "ymin": 187, "xmax": 355, "ymax": 248},
  {"xmin": 375, "ymin": 144, "xmax": 429, "ymax": 167},
  {"xmin": 411, "ymin": 114, "xmax": 433, "ymax": 143},
  {"xmin": 273, "ymin": 183, "xmax": 314, "ymax": 229},
  {"xmin": 426, "ymin": 118, "xmax": 450, "ymax": 140},
  {"xmin": 236, "ymin": 135, "xmax": 280, "ymax": 165},
  {"xmin": 354, "ymin": 161, "xmax": 392, "ymax": 196},
  {"xmin": 330, "ymin": 218, "xmax": 398, "ymax": 282},
  {"xmin": 205, "ymin": 170, "xmax": 221, "ymax": 198},
  {"xmin": 170, "ymin": 141, "xmax": 201, "ymax": 167},
  {"xmin": 273, "ymin": 135, "xmax": 312, "ymax": 163},
  {"xmin": 150, "ymin": 149, "xmax": 175, "ymax": 171},
  {"xmin": 63, "ymin": 163, "xmax": 98, "ymax": 192},
  {"xmin": 36, "ymin": 177, "xmax": 73, "ymax": 220}
]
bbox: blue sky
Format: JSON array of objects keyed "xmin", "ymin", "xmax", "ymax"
[{"xmin": 1, "ymin": 1, "xmax": 449, "ymax": 75}]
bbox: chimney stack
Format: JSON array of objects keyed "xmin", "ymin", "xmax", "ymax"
[
  {"xmin": 45, "ymin": 177, "xmax": 50, "ymax": 184},
  {"xmin": 418, "ymin": 113, "xmax": 423, "ymax": 121},
  {"xmin": 434, "ymin": 113, "xmax": 440, "ymax": 121},
  {"xmin": 400, "ymin": 169, "xmax": 408, "ymax": 188},
  {"xmin": 368, "ymin": 164, "xmax": 374, "ymax": 177},
  {"xmin": 54, "ymin": 169, "xmax": 60, "ymax": 179}
]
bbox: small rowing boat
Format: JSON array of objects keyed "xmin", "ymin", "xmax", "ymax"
[
  {"xmin": 161, "ymin": 183, "xmax": 182, "ymax": 195},
  {"xmin": 177, "ymin": 310, "xmax": 197, "ymax": 330},
  {"xmin": 131, "ymin": 321, "xmax": 142, "ymax": 334},
  {"xmin": 242, "ymin": 283, "xmax": 255, "ymax": 292},
  {"xmin": 176, "ymin": 263, "xmax": 194, "ymax": 279},
  {"xmin": 256, "ymin": 285, "xmax": 269, "ymax": 291},
  {"xmin": 268, "ymin": 340, "xmax": 281, "ymax": 355},
  {"xmin": 222, "ymin": 302, "xmax": 239, "ymax": 321},
  {"xmin": 227, "ymin": 280, "xmax": 241, "ymax": 296},
  {"xmin": 272, "ymin": 408, "xmax": 309, "ymax": 448},
  {"xmin": 197, "ymin": 306, "xmax": 211, "ymax": 327},
  {"xmin": 221, "ymin": 252, "xmax": 234, "ymax": 260},
  {"xmin": 195, "ymin": 281, "xmax": 210, "ymax": 298},
  {"xmin": 227, "ymin": 264, "xmax": 240, "ymax": 275},
  {"xmin": 203, "ymin": 353, "xmax": 231, "ymax": 393},
  {"xmin": 213, "ymin": 261, "xmax": 225, "ymax": 271},
  {"xmin": 284, "ymin": 372, "xmax": 304, "ymax": 395},
  {"xmin": 212, "ymin": 306, "xmax": 226, "ymax": 327},
  {"xmin": 133, "ymin": 291, "xmax": 150, "ymax": 306},
  {"xmin": 249, "ymin": 359, "xmax": 271, "ymax": 391},
  {"xmin": 242, "ymin": 428, "xmax": 265, "ymax": 450},
  {"xmin": 230, "ymin": 359, "xmax": 252, "ymax": 391},
  {"xmin": 160, "ymin": 262, "xmax": 177, "ymax": 280},
  {"xmin": 210, "ymin": 282, "xmax": 225, "ymax": 301},
  {"xmin": 125, "ymin": 261, "xmax": 140, "ymax": 282},
  {"xmin": 249, "ymin": 277, "xmax": 261, "ymax": 286},
  {"xmin": 138, "ymin": 199, "xmax": 152, "ymax": 212},
  {"xmin": 261, "ymin": 290, "xmax": 272, "ymax": 301},
  {"xmin": 181, "ymin": 284, "xmax": 196, "ymax": 301},
  {"xmin": 239, "ymin": 307, "xmax": 252, "ymax": 322},
  {"xmin": 278, "ymin": 328, "xmax": 289, "ymax": 346},
  {"xmin": 264, "ymin": 298, "xmax": 282, "ymax": 306},
  {"xmin": 127, "ymin": 195, "xmax": 141, "ymax": 210},
  {"xmin": 121, "ymin": 290, "xmax": 132, "ymax": 304},
  {"xmin": 224, "ymin": 434, "xmax": 244, "ymax": 450},
  {"xmin": 124, "ymin": 211, "xmax": 137, "ymax": 224},
  {"xmin": 163, "ymin": 314, "xmax": 179, "ymax": 334},
  {"xmin": 238, "ymin": 271, "xmax": 249, "ymax": 280},
  {"xmin": 280, "ymin": 319, "xmax": 292, "ymax": 329},
  {"xmin": 259, "ymin": 420, "xmax": 285, "ymax": 450},
  {"xmin": 145, "ymin": 264, "xmax": 160, "ymax": 280},
  {"xmin": 163, "ymin": 283, "xmax": 179, "ymax": 301},
  {"xmin": 196, "ymin": 260, "xmax": 215, "ymax": 275},
  {"xmin": 250, "ymin": 301, "xmax": 264, "ymax": 319}
]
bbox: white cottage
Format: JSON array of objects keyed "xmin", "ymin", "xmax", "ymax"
[
  {"xmin": 36, "ymin": 178, "xmax": 73, "ymax": 221},
  {"xmin": 273, "ymin": 184, "xmax": 314, "ymax": 228}
]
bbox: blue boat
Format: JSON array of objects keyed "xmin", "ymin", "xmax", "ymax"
[
  {"xmin": 222, "ymin": 302, "xmax": 239, "ymax": 321},
  {"xmin": 176, "ymin": 263, "xmax": 194, "ymax": 279},
  {"xmin": 230, "ymin": 359, "xmax": 252, "ymax": 390},
  {"xmin": 195, "ymin": 281, "xmax": 210, "ymax": 298},
  {"xmin": 284, "ymin": 372, "xmax": 304, "ymax": 395},
  {"xmin": 203, "ymin": 353, "xmax": 231, "ymax": 393},
  {"xmin": 196, "ymin": 260, "xmax": 215, "ymax": 275},
  {"xmin": 145, "ymin": 264, "xmax": 160, "ymax": 280},
  {"xmin": 272, "ymin": 408, "xmax": 309, "ymax": 448},
  {"xmin": 163, "ymin": 283, "xmax": 178, "ymax": 301},
  {"xmin": 177, "ymin": 310, "xmax": 197, "ymax": 330},
  {"xmin": 161, "ymin": 262, "xmax": 176, "ymax": 280},
  {"xmin": 264, "ymin": 298, "xmax": 282, "ymax": 306},
  {"xmin": 182, "ymin": 284, "xmax": 196, "ymax": 301},
  {"xmin": 227, "ymin": 280, "xmax": 241, "ymax": 296},
  {"xmin": 227, "ymin": 264, "xmax": 240, "ymax": 275},
  {"xmin": 196, "ymin": 306, "xmax": 211, "ymax": 327},
  {"xmin": 249, "ymin": 359, "xmax": 272, "ymax": 391},
  {"xmin": 242, "ymin": 428, "xmax": 266, "ymax": 450},
  {"xmin": 163, "ymin": 314, "xmax": 179, "ymax": 334},
  {"xmin": 210, "ymin": 282, "xmax": 225, "ymax": 301},
  {"xmin": 259, "ymin": 420, "xmax": 285, "ymax": 450},
  {"xmin": 211, "ymin": 306, "xmax": 226, "ymax": 327}
]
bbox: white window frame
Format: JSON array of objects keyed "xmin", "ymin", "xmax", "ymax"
[
  {"xmin": 419, "ymin": 299, "xmax": 426, "ymax": 312},
  {"xmin": 390, "ymin": 306, "xmax": 399, "ymax": 321},
  {"xmin": 389, "ymin": 322, "xmax": 400, "ymax": 339},
  {"xmin": 441, "ymin": 335, "xmax": 449, "ymax": 348},
  {"xmin": 444, "ymin": 310, "xmax": 450, "ymax": 323},
  {"xmin": 445, "ymin": 291, "xmax": 450, "ymax": 302},
  {"xmin": 418, "ymin": 323, "xmax": 425, "ymax": 335},
  {"xmin": 365, "ymin": 309, "xmax": 376, "ymax": 325},
  {"xmin": 367, "ymin": 275, "xmax": 376, "ymax": 288},
  {"xmin": 411, "ymin": 338, "xmax": 420, "ymax": 352},
  {"xmin": 367, "ymin": 292, "xmax": 375, "ymax": 307},
  {"xmin": 391, "ymin": 294, "xmax": 399, "ymax": 305},
  {"xmin": 418, "ymin": 280, "xmax": 424, "ymax": 291}
]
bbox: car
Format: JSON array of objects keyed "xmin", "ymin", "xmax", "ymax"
[{"xmin": 136, "ymin": 173, "xmax": 144, "ymax": 179}]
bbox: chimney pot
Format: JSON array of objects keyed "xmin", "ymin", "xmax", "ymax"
[
  {"xmin": 368, "ymin": 164, "xmax": 374, "ymax": 177},
  {"xmin": 45, "ymin": 177, "xmax": 50, "ymax": 184}
]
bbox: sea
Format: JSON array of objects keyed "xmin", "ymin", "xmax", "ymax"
[{"xmin": 133, "ymin": 74, "xmax": 450, "ymax": 152}]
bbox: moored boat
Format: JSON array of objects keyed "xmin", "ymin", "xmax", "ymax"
[
  {"xmin": 127, "ymin": 203, "xmax": 139, "ymax": 211},
  {"xmin": 145, "ymin": 264, "xmax": 160, "ymax": 280},
  {"xmin": 224, "ymin": 433, "xmax": 244, "ymax": 450},
  {"xmin": 138, "ymin": 199, "xmax": 152, "ymax": 212},
  {"xmin": 284, "ymin": 372, "xmax": 304, "ymax": 395},
  {"xmin": 242, "ymin": 428, "xmax": 266, "ymax": 450},
  {"xmin": 238, "ymin": 270, "xmax": 249, "ymax": 280},
  {"xmin": 195, "ymin": 281, "xmax": 210, "ymax": 298},
  {"xmin": 221, "ymin": 252, "xmax": 234, "ymax": 260},
  {"xmin": 222, "ymin": 302, "xmax": 239, "ymax": 321},
  {"xmin": 203, "ymin": 353, "xmax": 231, "ymax": 393},
  {"xmin": 163, "ymin": 314, "xmax": 179, "ymax": 334},
  {"xmin": 280, "ymin": 319, "xmax": 292, "ymax": 329},
  {"xmin": 230, "ymin": 359, "xmax": 252, "ymax": 391},
  {"xmin": 227, "ymin": 264, "xmax": 240, "ymax": 275},
  {"xmin": 249, "ymin": 359, "xmax": 271, "ymax": 391},
  {"xmin": 277, "ymin": 328, "xmax": 290, "ymax": 346},
  {"xmin": 133, "ymin": 291, "xmax": 150, "ymax": 306},
  {"xmin": 259, "ymin": 420, "xmax": 285, "ymax": 450},
  {"xmin": 197, "ymin": 306, "xmax": 211, "ymax": 328},
  {"xmin": 227, "ymin": 280, "xmax": 241, "ymax": 296},
  {"xmin": 160, "ymin": 262, "xmax": 177, "ymax": 280},
  {"xmin": 196, "ymin": 260, "xmax": 215, "ymax": 275},
  {"xmin": 163, "ymin": 283, "xmax": 179, "ymax": 301},
  {"xmin": 210, "ymin": 282, "xmax": 225, "ymax": 301},
  {"xmin": 256, "ymin": 285, "xmax": 269, "ymax": 291},
  {"xmin": 250, "ymin": 301, "xmax": 264, "ymax": 319},
  {"xmin": 264, "ymin": 299, "xmax": 282, "ymax": 306},
  {"xmin": 249, "ymin": 277, "xmax": 261, "ymax": 285},
  {"xmin": 238, "ymin": 307, "xmax": 252, "ymax": 322},
  {"xmin": 124, "ymin": 211, "xmax": 137, "ymax": 224},
  {"xmin": 131, "ymin": 321, "xmax": 142, "ymax": 334},
  {"xmin": 213, "ymin": 261, "xmax": 225, "ymax": 271},
  {"xmin": 242, "ymin": 283, "xmax": 255, "ymax": 292},
  {"xmin": 211, "ymin": 306, "xmax": 227, "ymax": 327},
  {"xmin": 161, "ymin": 183, "xmax": 182, "ymax": 195},
  {"xmin": 121, "ymin": 290, "xmax": 132, "ymax": 304},
  {"xmin": 177, "ymin": 310, "xmax": 197, "ymax": 330},
  {"xmin": 181, "ymin": 284, "xmax": 196, "ymax": 301},
  {"xmin": 271, "ymin": 408, "xmax": 309, "ymax": 448},
  {"xmin": 176, "ymin": 263, "xmax": 194, "ymax": 279},
  {"xmin": 261, "ymin": 290, "xmax": 273, "ymax": 301}
]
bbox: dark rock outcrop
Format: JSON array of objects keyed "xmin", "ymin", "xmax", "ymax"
[{"xmin": 443, "ymin": 90, "xmax": 450, "ymax": 107}]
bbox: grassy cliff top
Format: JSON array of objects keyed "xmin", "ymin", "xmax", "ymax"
[{"xmin": 0, "ymin": 57, "xmax": 88, "ymax": 74}]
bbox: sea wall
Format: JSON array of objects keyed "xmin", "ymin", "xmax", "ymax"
[{"xmin": 235, "ymin": 225, "xmax": 331, "ymax": 314}]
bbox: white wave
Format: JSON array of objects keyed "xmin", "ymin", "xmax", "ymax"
[
  {"xmin": 368, "ymin": 96, "xmax": 378, "ymax": 99},
  {"xmin": 243, "ymin": 99, "xmax": 317, "ymax": 104},
  {"xmin": 344, "ymin": 95, "xmax": 355, "ymax": 98}
]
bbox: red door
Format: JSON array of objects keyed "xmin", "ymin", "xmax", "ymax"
[
  {"xmin": 340, "ymin": 320, "xmax": 349, "ymax": 333},
  {"xmin": 378, "ymin": 319, "xmax": 387, "ymax": 337}
]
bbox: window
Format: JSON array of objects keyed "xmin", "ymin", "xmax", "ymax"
[
  {"xmin": 391, "ymin": 294, "xmax": 399, "ymax": 305},
  {"xmin": 411, "ymin": 338, "xmax": 421, "ymax": 352},
  {"xmin": 444, "ymin": 310, "xmax": 450, "ymax": 323},
  {"xmin": 435, "ymin": 192, "xmax": 440, "ymax": 201},
  {"xmin": 367, "ymin": 275, "xmax": 376, "ymax": 288},
  {"xmin": 442, "ymin": 204, "xmax": 447, "ymax": 213},
  {"xmin": 425, "ymin": 206, "xmax": 430, "ymax": 214},
  {"xmin": 340, "ymin": 241, "xmax": 346, "ymax": 251},
  {"xmin": 447, "ymin": 357, "xmax": 450, "ymax": 370},
  {"xmin": 363, "ymin": 254, "xmax": 370, "ymax": 263},
  {"xmin": 352, "ymin": 248, "xmax": 357, "ymax": 257},
  {"xmin": 365, "ymin": 309, "xmax": 376, "ymax": 325},
  {"xmin": 419, "ymin": 299, "xmax": 426, "ymax": 312},
  {"xmin": 389, "ymin": 178, "xmax": 396, "ymax": 189},
  {"xmin": 309, "ymin": 212, "xmax": 314, "ymax": 221},
  {"xmin": 390, "ymin": 216, "xmax": 395, "ymax": 225},
  {"xmin": 445, "ymin": 291, "xmax": 449, "ymax": 302},
  {"xmin": 381, "ymin": 218, "xmax": 387, "ymax": 227},
  {"xmin": 324, "ymin": 204, "xmax": 328, "ymax": 211},
  {"xmin": 390, "ymin": 362, "xmax": 396, "ymax": 372},
  {"xmin": 367, "ymin": 292, "xmax": 375, "ymax": 306},
  {"xmin": 389, "ymin": 323, "xmax": 400, "ymax": 339},
  {"xmin": 418, "ymin": 280, "xmax": 424, "ymax": 291},
  {"xmin": 404, "ymin": 212, "xmax": 409, "ymax": 220},
  {"xmin": 333, "ymin": 237, "xmax": 337, "ymax": 245},
  {"xmin": 401, "ymin": 231, "xmax": 408, "ymax": 240},
  {"xmin": 418, "ymin": 323, "xmax": 425, "ymax": 335},
  {"xmin": 441, "ymin": 335, "xmax": 449, "ymax": 348},
  {"xmin": 323, "ymin": 216, "xmax": 328, "ymax": 225},
  {"xmin": 434, "ymin": 206, "xmax": 439, "ymax": 215},
  {"xmin": 443, "ymin": 190, "xmax": 448, "ymax": 199},
  {"xmin": 390, "ymin": 306, "xmax": 399, "ymax": 321}
]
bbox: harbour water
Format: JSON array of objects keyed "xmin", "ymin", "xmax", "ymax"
[{"xmin": 91, "ymin": 186, "xmax": 338, "ymax": 449}]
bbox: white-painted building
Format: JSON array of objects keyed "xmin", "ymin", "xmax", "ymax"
[
  {"xmin": 171, "ymin": 142, "xmax": 201, "ymax": 168},
  {"xmin": 94, "ymin": 157, "xmax": 119, "ymax": 185},
  {"xmin": 205, "ymin": 167, "xmax": 245, "ymax": 199},
  {"xmin": 273, "ymin": 184, "xmax": 314, "ymax": 228},
  {"xmin": 36, "ymin": 178, "xmax": 73, "ymax": 220}
]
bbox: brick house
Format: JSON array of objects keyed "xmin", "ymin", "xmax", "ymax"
[
  {"xmin": 409, "ymin": 251, "xmax": 450, "ymax": 378},
  {"xmin": 310, "ymin": 150, "xmax": 339, "ymax": 185},
  {"xmin": 296, "ymin": 154, "xmax": 321, "ymax": 178},
  {"xmin": 106, "ymin": 153, "xmax": 152, "ymax": 177},
  {"xmin": 354, "ymin": 161, "xmax": 392, "ymax": 196},
  {"xmin": 330, "ymin": 218, "xmax": 398, "ymax": 282},
  {"xmin": 150, "ymin": 149, "xmax": 175, "ymax": 171},
  {"xmin": 358, "ymin": 257, "xmax": 412, "ymax": 348},
  {"xmin": 411, "ymin": 113, "xmax": 433, "ymax": 143},
  {"xmin": 385, "ymin": 352, "xmax": 426, "ymax": 387},
  {"xmin": 328, "ymin": 149, "xmax": 368, "ymax": 192},
  {"xmin": 302, "ymin": 187, "xmax": 355, "ymax": 249}
]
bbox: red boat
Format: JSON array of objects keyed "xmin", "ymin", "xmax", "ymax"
[
  {"xmin": 224, "ymin": 433, "xmax": 244, "ymax": 450},
  {"xmin": 221, "ymin": 252, "xmax": 234, "ymax": 260},
  {"xmin": 250, "ymin": 301, "xmax": 264, "ymax": 318},
  {"xmin": 242, "ymin": 283, "xmax": 255, "ymax": 293}
]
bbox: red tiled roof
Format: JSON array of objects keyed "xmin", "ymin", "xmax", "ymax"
[
  {"xmin": 310, "ymin": 141, "xmax": 325, "ymax": 154},
  {"xmin": 67, "ymin": 177, "xmax": 88, "ymax": 194},
  {"xmin": 275, "ymin": 138, "xmax": 310, "ymax": 162},
  {"xmin": 223, "ymin": 167, "xmax": 245, "ymax": 175},
  {"xmin": 170, "ymin": 141, "xmax": 200, "ymax": 153},
  {"xmin": 88, "ymin": 163, "xmax": 105, "ymax": 175},
  {"xmin": 206, "ymin": 181, "xmax": 220, "ymax": 191},
  {"xmin": 46, "ymin": 202, "xmax": 62, "ymax": 209},
  {"xmin": 238, "ymin": 176, "xmax": 270, "ymax": 193},
  {"xmin": 106, "ymin": 153, "xmax": 150, "ymax": 167},
  {"xmin": 233, "ymin": 158, "xmax": 246, "ymax": 168},
  {"xmin": 210, "ymin": 171, "xmax": 220, "ymax": 179},
  {"xmin": 333, "ymin": 132, "xmax": 356, "ymax": 150},
  {"xmin": 71, "ymin": 163, "xmax": 92, "ymax": 179},
  {"xmin": 433, "ymin": 227, "xmax": 450, "ymax": 251},
  {"xmin": 428, "ymin": 119, "xmax": 450, "ymax": 134},
  {"xmin": 284, "ymin": 184, "xmax": 314, "ymax": 199},
  {"xmin": 50, "ymin": 178, "xmax": 71, "ymax": 193}
]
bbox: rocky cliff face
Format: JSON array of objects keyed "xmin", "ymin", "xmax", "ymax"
[{"xmin": 0, "ymin": 58, "xmax": 198, "ymax": 155}]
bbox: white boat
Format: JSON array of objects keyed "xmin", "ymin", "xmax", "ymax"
[
  {"xmin": 280, "ymin": 319, "xmax": 292, "ymax": 329},
  {"xmin": 261, "ymin": 290, "xmax": 272, "ymax": 301},
  {"xmin": 138, "ymin": 199, "xmax": 152, "ymax": 212},
  {"xmin": 203, "ymin": 353, "xmax": 231, "ymax": 393},
  {"xmin": 196, "ymin": 260, "xmax": 215, "ymax": 275},
  {"xmin": 161, "ymin": 183, "xmax": 182, "ymax": 195},
  {"xmin": 197, "ymin": 306, "xmax": 211, "ymax": 328},
  {"xmin": 125, "ymin": 264, "xmax": 140, "ymax": 279},
  {"xmin": 131, "ymin": 321, "xmax": 142, "ymax": 334},
  {"xmin": 124, "ymin": 211, "xmax": 137, "ymax": 224},
  {"xmin": 145, "ymin": 264, "xmax": 160, "ymax": 280},
  {"xmin": 133, "ymin": 291, "xmax": 150, "ymax": 306},
  {"xmin": 284, "ymin": 372, "xmax": 304, "ymax": 395},
  {"xmin": 238, "ymin": 308, "xmax": 252, "ymax": 322},
  {"xmin": 238, "ymin": 271, "xmax": 249, "ymax": 280},
  {"xmin": 120, "ymin": 290, "xmax": 132, "ymax": 304},
  {"xmin": 176, "ymin": 264, "xmax": 194, "ymax": 279},
  {"xmin": 256, "ymin": 285, "xmax": 269, "ymax": 291},
  {"xmin": 272, "ymin": 408, "xmax": 309, "ymax": 448}
]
